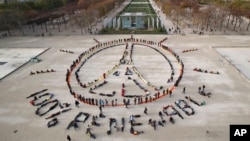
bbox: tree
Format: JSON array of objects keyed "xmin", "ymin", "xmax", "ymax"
[
  {"xmin": 77, "ymin": 0, "xmax": 92, "ymax": 9},
  {"xmin": 0, "ymin": 10, "xmax": 14, "ymax": 35},
  {"xmin": 229, "ymin": 0, "xmax": 244, "ymax": 31},
  {"xmin": 39, "ymin": 0, "xmax": 64, "ymax": 10},
  {"xmin": 0, "ymin": 2, "xmax": 27, "ymax": 36},
  {"xmin": 73, "ymin": 9, "xmax": 88, "ymax": 35},
  {"xmin": 240, "ymin": 1, "xmax": 250, "ymax": 31},
  {"xmin": 172, "ymin": 6, "xmax": 185, "ymax": 29}
]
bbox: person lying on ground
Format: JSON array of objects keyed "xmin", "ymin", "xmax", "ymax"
[
  {"xmin": 47, "ymin": 118, "xmax": 58, "ymax": 128},
  {"xmin": 130, "ymin": 127, "xmax": 144, "ymax": 135}
]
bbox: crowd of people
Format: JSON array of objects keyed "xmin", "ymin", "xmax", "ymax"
[
  {"xmin": 30, "ymin": 69, "xmax": 56, "ymax": 75},
  {"xmin": 162, "ymin": 45, "xmax": 184, "ymax": 87},
  {"xmin": 27, "ymin": 88, "xmax": 205, "ymax": 139},
  {"xmin": 27, "ymin": 36, "xmax": 189, "ymax": 138},
  {"xmin": 174, "ymin": 99, "xmax": 195, "ymax": 116},
  {"xmin": 24, "ymin": 36, "xmax": 215, "ymax": 140},
  {"xmin": 59, "ymin": 49, "xmax": 74, "ymax": 54},
  {"xmin": 26, "ymin": 89, "xmax": 71, "ymax": 128},
  {"xmin": 64, "ymin": 36, "xmax": 185, "ymax": 107},
  {"xmin": 185, "ymin": 96, "xmax": 206, "ymax": 106},
  {"xmin": 193, "ymin": 68, "xmax": 220, "ymax": 75},
  {"xmin": 182, "ymin": 48, "xmax": 198, "ymax": 53}
]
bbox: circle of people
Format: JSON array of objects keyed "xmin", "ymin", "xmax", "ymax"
[
  {"xmin": 25, "ymin": 36, "xmax": 214, "ymax": 140},
  {"xmin": 65, "ymin": 36, "xmax": 184, "ymax": 107}
]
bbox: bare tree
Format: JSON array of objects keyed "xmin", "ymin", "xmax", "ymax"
[
  {"xmin": 217, "ymin": 6, "xmax": 229, "ymax": 31},
  {"xmin": 0, "ymin": 10, "xmax": 13, "ymax": 35},
  {"xmin": 172, "ymin": 6, "xmax": 185, "ymax": 29},
  {"xmin": 246, "ymin": 14, "xmax": 250, "ymax": 31},
  {"xmin": 73, "ymin": 10, "xmax": 88, "ymax": 35}
]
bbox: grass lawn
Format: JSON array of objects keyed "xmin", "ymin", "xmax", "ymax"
[
  {"xmin": 122, "ymin": 1, "xmax": 156, "ymax": 15},
  {"xmin": 100, "ymin": 28, "xmax": 166, "ymax": 34},
  {"xmin": 132, "ymin": 0, "xmax": 149, "ymax": 2}
]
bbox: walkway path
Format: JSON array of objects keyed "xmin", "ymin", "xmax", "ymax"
[
  {"xmin": 92, "ymin": 0, "xmax": 132, "ymax": 34},
  {"xmin": 149, "ymin": 0, "xmax": 175, "ymax": 34}
]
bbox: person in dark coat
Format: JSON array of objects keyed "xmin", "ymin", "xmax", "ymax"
[
  {"xmin": 144, "ymin": 107, "xmax": 148, "ymax": 114},
  {"xmin": 182, "ymin": 87, "xmax": 186, "ymax": 94},
  {"xmin": 75, "ymin": 100, "xmax": 79, "ymax": 108},
  {"xmin": 67, "ymin": 135, "xmax": 71, "ymax": 141}
]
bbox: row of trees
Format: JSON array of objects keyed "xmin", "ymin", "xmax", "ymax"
[
  {"xmin": 155, "ymin": 0, "xmax": 250, "ymax": 33},
  {"xmin": 0, "ymin": 0, "xmax": 76, "ymax": 35},
  {"xmin": 0, "ymin": 2, "xmax": 26, "ymax": 35},
  {"xmin": 0, "ymin": 0, "xmax": 125, "ymax": 35},
  {"xmin": 72, "ymin": 0, "xmax": 125, "ymax": 35}
]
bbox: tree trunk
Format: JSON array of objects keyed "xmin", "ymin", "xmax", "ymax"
[
  {"xmin": 45, "ymin": 22, "xmax": 48, "ymax": 32},
  {"xmin": 80, "ymin": 26, "xmax": 83, "ymax": 35},
  {"xmin": 32, "ymin": 24, "xmax": 35, "ymax": 32},
  {"xmin": 71, "ymin": 20, "xmax": 74, "ymax": 31},
  {"xmin": 233, "ymin": 17, "xmax": 237, "ymax": 31},
  {"xmin": 63, "ymin": 16, "xmax": 67, "ymax": 30},
  {"xmin": 70, "ymin": 15, "xmax": 74, "ymax": 31},
  {"xmin": 18, "ymin": 20, "xmax": 24, "ymax": 36},
  {"xmin": 206, "ymin": 17, "xmax": 210, "ymax": 31},
  {"xmin": 214, "ymin": 14, "xmax": 217, "ymax": 28},
  {"xmin": 226, "ymin": 14, "xmax": 230, "ymax": 28},
  {"xmin": 57, "ymin": 19, "xmax": 61, "ymax": 32},
  {"xmin": 7, "ymin": 27, "xmax": 11, "ymax": 36},
  {"xmin": 220, "ymin": 19, "xmax": 223, "ymax": 31},
  {"xmin": 176, "ymin": 15, "xmax": 179, "ymax": 29},
  {"xmin": 247, "ymin": 20, "xmax": 250, "ymax": 31},
  {"xmin": 193, "ymin": 16, "xmax": 196, "ymax": 26},
  {"xmin": 52, "ymin": 22, "xmax": 55, "ymax": 29},
  {"xmin": 231, "ymin": 16, "xmax": 235, "ymax": 25},
  {"xmin": 238, "ymin": 20, "xmax": 241, "ymax": 29},
  {"xmin": 21, "ymin": 26, "xmax": 24, "ymax": 36}
]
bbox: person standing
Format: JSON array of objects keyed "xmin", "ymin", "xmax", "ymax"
[
  {"xmin": 202, "ymin": 85, "xmax": 205, "ymax": 92},
  {"xmin": 105, "ymin": 99, "xmax": 108, "ymax": 105},
  {"xmin": 67, "ymin": 135, "xmax": 71, "ymax": 141},
  {"xmin": 103, "ymin": 73, "xmax": 106, "ymax": 79},
  {"xmin": 182, "ymin": 87, "xmax": 186, "ymax": 94},
  {"xmin": 101, "ymin": 99, "xmax": 105, "ymax": 108},
  {"xmin": 75, "ymin": 100, "xmax": 79, "ymax": 108},
  {"xmin": 123, "ymin": 98, "xmax": 126, "ymax": 105},
  {"xmin": 115, "ymin": 99, "xmax": 117, "ymax": 106},
  {"xmin": 198, "ymin": 87, "xmax": 201, "ymax": 93},
  {"xmin": 144, "ymin": 107, "xmax": 148, "ymax": 114}
]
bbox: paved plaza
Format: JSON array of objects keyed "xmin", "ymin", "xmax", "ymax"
[
  {"xmin": 0, "ymin": 35, "xmax": 249, "ymax": 141},
  {"xmin": 215, "ymin": 47, "xmax": 250, "ymax": 81},
  {"xmin": 0, "ymin": 48, "xmax": 47, "ymax": 80}
]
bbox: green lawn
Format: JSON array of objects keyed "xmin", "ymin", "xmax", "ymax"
[
  {"xmin": 132, "ymin": 0, "xmax": 149, "ymax": 2},
  {"xmin": 123, "ymin": 7, "xmax": 155, "ymax": 14},
  {"xmin": 122, "ymin": 2, "xmax": 156, "ymax": 15},
  {"xmin": 128, "ymin": 4, "xmax": 150, "ymax": 7},
  {"xmin": 100, "ymin": 28, "xmax": 166, "ymax": 34}
]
